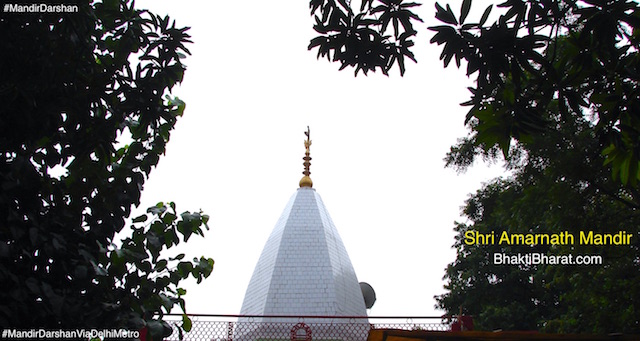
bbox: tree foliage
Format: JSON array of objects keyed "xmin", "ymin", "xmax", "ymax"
[
  {"xmin": 430, "ymin": 0, "xmax": 640, "ymax": 186},
  {"xmin": 0, "ymin": 0, "xmax": 213, "ymax": 338},
  {"xmin": 308, "ymin": 0, "xmax": 424, "ymax": 75},
  {"xmin": 436, "ymin": 111, "xmax": 640, "ymax": 333},
  {"xmin": 433, "ymin": 2, "xmax": 640, "ymax": 333}
]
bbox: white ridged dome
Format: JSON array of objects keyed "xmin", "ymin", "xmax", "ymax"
[
  {"xmin": 239, "ymin": 187, "xmax": 367, "ymax": 318},
  {"xmin": 235, "ymin": 128, "xmax": 368, "ymax": 340}
]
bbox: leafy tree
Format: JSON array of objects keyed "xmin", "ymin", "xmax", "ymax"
[
  {"xmin": 435, "ymin": 77, "xmax": 640, "ymax": 333},
  {"xmin": 307, "ymin": 0, "xmax": 424, "ymax": 75},
  {"xmin": 432, "ymin": 2, "xmax": 640, "ymax": 332},
  {"xmin": 429, "ymin": 0, "xmax": 640, "ymax": 186},
  {"xmin": 0, "ymin": 0, "xmax": 213, "ymax": 338}
]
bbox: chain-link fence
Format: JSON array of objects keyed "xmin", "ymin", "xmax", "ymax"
[{"xmin": 162, "ymin": 315, "xmax": 451, "ymax": 341}]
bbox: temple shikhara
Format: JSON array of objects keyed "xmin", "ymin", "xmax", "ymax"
[{"xmin": 234, "ymin": 127, "xmax": 370, "ymax": 340}]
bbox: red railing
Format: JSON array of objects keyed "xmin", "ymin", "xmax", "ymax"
[{"xmin": 162, "ymin": 314, "xmax": 452, "ymax": 341}]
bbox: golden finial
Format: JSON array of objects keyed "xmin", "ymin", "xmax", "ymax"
[{"xmin": 299, "ymin": 126, "xmax": 313, "ymax": 188}]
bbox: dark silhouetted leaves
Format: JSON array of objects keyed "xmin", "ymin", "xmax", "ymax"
[
  {"xmin": 308, "ymin": 0, "xmax": 423, "ymax": 76},
  {"xmin": 429, "ymin": 0, "xmax": 640, "ymax": 186},
  {"xmin": 0, "ymin": 0, "xmax": 213, "ymax": 337}
]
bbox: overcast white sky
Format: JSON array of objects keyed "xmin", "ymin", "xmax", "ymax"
[{"xmin": 133, "ymin": 0, "xmax": 506, "ymax": 317}]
